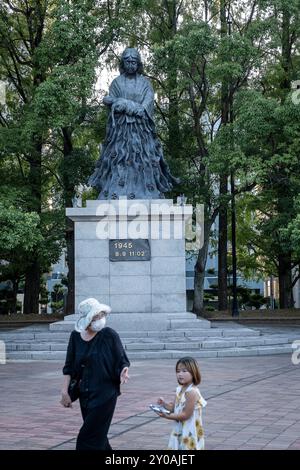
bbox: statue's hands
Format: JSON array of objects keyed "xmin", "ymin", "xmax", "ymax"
[
  {"xmin": 112, "ymin": 98, "xmax": 145, "ymax": 118},
  {"xmin": 126, "ymin": 102, "xmax": 145, "ymax": 118},
  {"xmin": 113, "ymin": 98, "xmax": 127, "ymax": 113},
  {"xmin": 135, "ymin": 106, "xmax": 145, "ymax": 118},
  {"xmin": 125, "ymin": 101, "xmax": 137, "ymax": 116}
]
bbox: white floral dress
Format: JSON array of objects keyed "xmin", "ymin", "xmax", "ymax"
[{"xmin": 167, "ymin": 383, "xmax": 207, "ymax": 450}]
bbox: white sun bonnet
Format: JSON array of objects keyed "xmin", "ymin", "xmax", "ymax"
[{"xmin": 75, "ymin": 298, "xmax": 111, "ymax": 333}]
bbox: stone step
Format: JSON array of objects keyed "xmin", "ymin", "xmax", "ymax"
[
  {"xmin": 6, "ymin": 344, "xmax": 293, "ymax": 361},
  {"xmin": 7, "ymin": 351, "xmax": 67, "ymax": 360},
  {"xmin": 1, "ymin": 331, "xmax": 266, "ymax": 349},
  {"xmin": 0, "ymin": 332, "xmax": 36, "ymax": 341},
  {"xmin": 0, "ymin": 332, "xmax": 70, "ymax": 341},
  {"xmin": 5, "ymin": 336, "xmax": 291, "ymax": 352},
  {"xmin": 126, "ymin": 344, "xmax": 294, "ymax": 359},
  {"xmin": 124, "ymin": 336, "xmax": 292, "ymax": 351},
  {"xmin": 219, "ymin": 329, "xmax": 261, "ymax": 337},
  {"xmin": 0, "ymin": 327, "xmax": 262, "ymax": 342}
]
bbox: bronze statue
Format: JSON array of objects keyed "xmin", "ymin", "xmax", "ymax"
[{"xmin": 88, "ymin": 48, "xmax": 179, "ymax": 199}]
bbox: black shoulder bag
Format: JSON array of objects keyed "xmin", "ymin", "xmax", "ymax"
[{"xmin": 68, "ymin": 334, "xmax": 100, "ymax": 402}]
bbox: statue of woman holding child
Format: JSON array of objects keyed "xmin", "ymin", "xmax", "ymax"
[{"xmin": 88, "ymin": 48, "xmax": 179, "ymax": 200}]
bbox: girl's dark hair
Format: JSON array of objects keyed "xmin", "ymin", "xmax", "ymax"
[
  {"xmin": 119, "ymin": 47, "xmax": 144, "ymax": 74},
  {"xmin": 176, "ymin": 357, "xmax": 201, "ymax": 385}
]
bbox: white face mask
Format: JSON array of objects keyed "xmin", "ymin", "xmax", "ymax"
[{"xmin": 89, "ymin": 317, "xmax": 106, "ymax": 332}]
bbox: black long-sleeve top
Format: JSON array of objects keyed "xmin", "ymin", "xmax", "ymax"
[{"xmin": 63, "ymin": 327, "xmax": 130, "ymax": 409}]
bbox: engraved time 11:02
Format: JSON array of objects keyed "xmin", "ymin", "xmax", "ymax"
[{"xmin": 129, "ymin": 251, "xmax": 145, "ymax": 256}]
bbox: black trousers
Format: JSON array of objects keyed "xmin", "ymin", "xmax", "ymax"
[{"xmin": 76, "ymin": 396, "xmax": 117, "ymax": 450}]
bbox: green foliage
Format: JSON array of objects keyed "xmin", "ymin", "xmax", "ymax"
[
  {"xmin": 0, "ymin": 204, "xmax": 42, "ymax": 254},
  {"xmin": 228, "ymin": 285, "xmax": 267, "ymax": 309},
  {"xmin": 281, "ymin": 198, "xmax": 300, "ymax": 258},
  {"xmin": 205, "ymin": 305, "xmax": 215, "ymax": 311},
  {"xmin": 39, "ymin": 279, "xmax": 49, "ymax": 305},
  {"xmin": 0, "ymin": 187, "xmax": 64, "ymax": 275},
  {"xmin": 207, "ymin": 268, "xmax": 216, "ymax": 275},
  {"xmin": 232, "ymin": 84, "xmax": 300, "ymax": 280},
  {"xmin": 50, "ymin": 300, "xmax": 64, "ymax": 313},
  {"xmin": 51, "ymin": 282, "xmax": 66, "ymax": 313},
  {"xmin": 0, "ymin": 0, "xmax": 121, "ymax": 310},
  {"xmin": 58, "ymin": 148, "xmax": 95, "ymax": 190}
]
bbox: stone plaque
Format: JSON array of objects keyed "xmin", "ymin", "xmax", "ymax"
[{"xmin": 109, "ymin": 239, "xmax": 151, "ymax": 261}]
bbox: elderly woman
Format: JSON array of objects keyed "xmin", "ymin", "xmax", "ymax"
[{"xmin": 60, "ymin": 298, "xmax": 130, "ymax": 450}]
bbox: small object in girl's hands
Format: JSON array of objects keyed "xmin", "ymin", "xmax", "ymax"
[{"xmin": 149, "ymin": 404, "xmax": 171, "ymax": 415}]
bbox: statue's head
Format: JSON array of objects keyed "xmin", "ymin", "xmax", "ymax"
[{"xmin": 119, "ymin": 48, "xmax": 143, "ymax": 75}]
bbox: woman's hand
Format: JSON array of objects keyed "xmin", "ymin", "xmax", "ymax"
[
  {"xmin": 60, "ymin": 391, "xmax": 72, "ymax": 408},
  {"xmin": 120, "ymin": 367, "xmax": 130, "ymax": 384}
]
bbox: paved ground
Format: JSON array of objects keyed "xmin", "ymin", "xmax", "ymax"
[{"xmin": 1, "ymin": 351, "xmax": 300, "ymax": 450}]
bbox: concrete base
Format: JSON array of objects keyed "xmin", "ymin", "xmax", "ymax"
[
  {"xmin": 52, "ymin": 312, "xmax": 211, "ymax": 332},
  {"xmin": 66, "ymin": 199, "xmax": 192, "ymax": 314}
]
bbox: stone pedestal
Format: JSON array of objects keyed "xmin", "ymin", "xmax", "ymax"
[{"xmin": 66, "ymin": 199, "xmax": 192, "ymax": 314}]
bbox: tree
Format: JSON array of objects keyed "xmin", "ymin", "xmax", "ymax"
[
  {"xmin": 233, "ymin": 87, "xmax": 300, "ymax": 307},
  {"xmin": 0, "ymin": 0, "xmax": 51, "ymax": 313},
  {"xmin": 0, "ymin": 0, "xmax": 125, "ymax": 313},
  {"xmin": 0, "ymin": 187, "xmax": 63, "ymax": 313}
]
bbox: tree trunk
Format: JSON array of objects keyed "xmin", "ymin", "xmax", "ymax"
[
  {"xmin": 62, "ymin": 127, "xmax": 75, "ymax": 314},
  {"xmin": 193, "ymin": 265, "xmax": 206, "ymax": 316},
  {"xmin": 217, "ymin": 0, "xmax": 229, "ymax": 311},
  {"xmin": 276, "ymin": 5, "xmax": 293, "ymax": 309},
  {"xmin": 168, "ymin": 87, "xmax": 180, "ymax": 160},
  {"xmin": 23, "ymin": 260, "xmax": 40, "ymax": 314},
  {"xmin": 218, "ymin": 176, "xmax": 228, "ymax": 310},
  {"xmin": 278, "ymin": 253, "xmax": 294, "ymax": 308},
  {"xmin": 23, "ymin": 148, "xmax": 42, "ymax": 314},
  {"xmin": 11, "ymin": 279, "xmax": 19, "ymax": 314},
  {"xmin": 280, "ymin": 5, "xmax": 291, "ymax": 92},
  {"xmin": 166, "ymin": 1, "xmax": 181, "ymax": 162},
  {"xmin": 65, "ymin": 218, "xmax": 75, "ymax": 314},
  {"xmin": 193, "ymin": 222, "xmax": 211, "ymax": 315}
]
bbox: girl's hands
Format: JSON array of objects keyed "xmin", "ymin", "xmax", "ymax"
[
  {"xmin": 158, "ymin": 411, "xmax": 173, "ymax": 420},
  {"xmin": 157, "ymin": 397, "xmax": 165, "ymax": 406}
]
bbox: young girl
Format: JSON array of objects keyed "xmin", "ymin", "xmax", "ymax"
[{"xmin": 157, "ymin": 356, "xmax": 207, "ymax": 450}]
